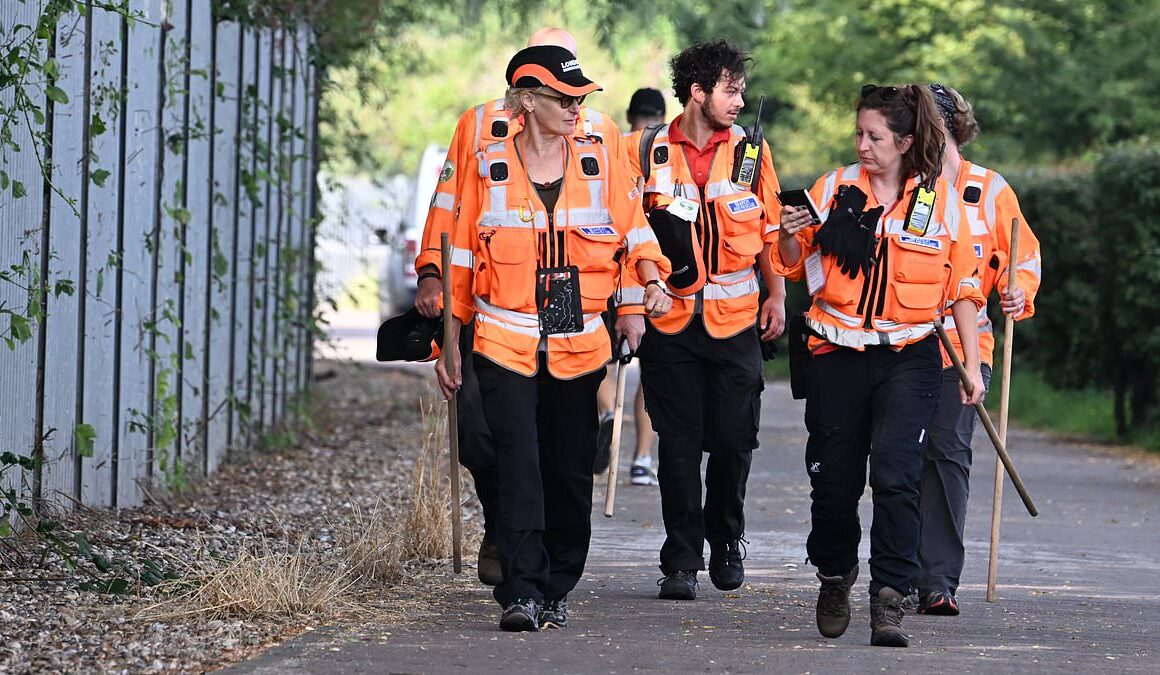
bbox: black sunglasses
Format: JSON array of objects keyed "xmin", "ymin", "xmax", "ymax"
[
  {"xmin": 861, "ymin": 84, "xmax": 900, "ymax": 100},
  {"xmin": 535, "ymin": 89, "xmax": 586, "ymax": 109}
]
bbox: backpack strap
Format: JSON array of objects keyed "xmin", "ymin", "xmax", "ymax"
[{"xmin": 638, "ymin": 122, "xmax": 665, "ymax": 182}]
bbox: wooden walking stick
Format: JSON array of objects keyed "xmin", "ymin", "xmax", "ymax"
[
  {"xmin": 441, "ymin": 232, "xmax": 463, "ymax": 573},
  {"xmin": 603, "ymin": 352, "xmax": 630, "ymax": 518},
  {"xmin": 933, "ymin": 322, "xmax": 1037, "ymax": 518},
  {"xmin": 987, "ymin": 218, "xmax": 1022, "ymax": 601}
]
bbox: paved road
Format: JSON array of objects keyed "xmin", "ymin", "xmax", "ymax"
[{"xmin": 247, "ymin": 325, "xmax": 1157, "ymax": 673}]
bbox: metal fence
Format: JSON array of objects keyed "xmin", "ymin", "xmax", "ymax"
[{"xmin": 0, "ymin": 1, "xmax": 318, "ymax": 511}]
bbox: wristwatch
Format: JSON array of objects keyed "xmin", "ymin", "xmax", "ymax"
[{"xmin": 645, "ymin": 278, "xmax": 668, "ymax": 293}]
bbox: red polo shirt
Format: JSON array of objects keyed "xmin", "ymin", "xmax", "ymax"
[{"xmin": 667, "ymin": 114, "xmax": 731, "ymax": 188}]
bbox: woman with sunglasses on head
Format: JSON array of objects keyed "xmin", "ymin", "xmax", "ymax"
[
  {"xmin": 435, "ymin": 45, "xmax": 671, "ymax": 633},
  {"xmin": 916, "ymin": 83, "xmax": 1042, "ymax": 617},
  {"xmin": 770, "ymin": 84, "xmax": 986, "ymax": 647}
]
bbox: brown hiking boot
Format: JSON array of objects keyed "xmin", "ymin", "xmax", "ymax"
[
  {"xmin": 815, "ymin": 566, "xmax": 858, "ymax": 638},
  {"xmin": 870, "ymin": 587, "xmax": 909, "ymax": 647}
]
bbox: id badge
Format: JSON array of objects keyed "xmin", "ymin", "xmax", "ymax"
[
  {"xmin": 805, "ymin": 251, "xmax": 826, "ymax": 296},
  {"xmin": 535, "ymin": 265, "xmax": 584, "ymax": 336},
  {"xmin": 666, "ymin": 196, "xmax": 699, "ymax": 222}
]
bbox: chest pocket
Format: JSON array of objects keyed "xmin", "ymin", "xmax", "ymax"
[
  {"xmin": 715, "ymin": 192, "xmax": 764, "ymax": 264},
  {"xmin": 479, "ymin": 228, "xmax": 536, "ymax": 309},
  {"xmin": 886, "ymin": 234, "xmax": 950, "ymax": 319},
  {"xmin": 571, "ymin": 222, "xmax": 621, "ymax": 302}
]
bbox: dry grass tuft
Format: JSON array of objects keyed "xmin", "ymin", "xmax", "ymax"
[
  {"xmin": 140, "ymin": 538, "xmax": 353, "ymax": 622},
  {"xmin": 339, "ymin": 497, "xmax": 406, "ymax": 583}
]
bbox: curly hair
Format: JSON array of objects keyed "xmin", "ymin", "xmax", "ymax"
[
  {"xmin": 669, "ymin": 40, "xmax": 750, "ymax": 106},
  {"xmin": 857, "ymin": 84, "xmax": 943, "ymax": 185},
  {"xmin": 930, "ymin": 83, "xmax": 980, "ymax": 147}
]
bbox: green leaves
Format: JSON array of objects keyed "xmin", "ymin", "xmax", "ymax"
[
  {"xmin": 45, "ymin": 85, "xmax": 69, "ymax": 105},
  {"xmin": 74, "ymin": 423, "xmax": 96, "ymax": 458},
  {"xmin": 91, "ymin": 169, "xmax": 111, "ymax": 187}
]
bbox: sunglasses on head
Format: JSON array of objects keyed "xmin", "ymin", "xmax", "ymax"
[
  {"xmin": 861, "ymin": 84, "xmax": 900, "ymax": 100},
  {"xmin": 535, "ymin": 88, "xmax": 586, "ymax": 109}
]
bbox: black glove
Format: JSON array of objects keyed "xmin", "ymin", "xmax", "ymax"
[
  {"xmin": 852, "ymin": 205, "xmax": 883, "ymax": 277},
  {"xmin": 815, "ymin": 186, "xmax": 880, "ymax": 279}
]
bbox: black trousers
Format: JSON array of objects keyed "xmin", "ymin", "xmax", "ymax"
[
  {"xmin": 457, "ymin": 325, "xmax": 498, "ymax": 535},
  {"xmin": 474, "ymin": 354, "xmax": 604, "ymax": 607},
  {"xmin": 803, "ymin": 335, "xmax": 941, "ymax": 597},
  {"xmin": 639, "ymin": 316, "xmax": 763, "ymax": 574},
  {"xmin": 918, "ymin": 364, "xmax": 992, "ymax": 597}
]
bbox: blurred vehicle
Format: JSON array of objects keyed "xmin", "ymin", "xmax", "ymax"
[{"xmin": 377, "ymin": 143, "xmax": 447, "ymax": 321}]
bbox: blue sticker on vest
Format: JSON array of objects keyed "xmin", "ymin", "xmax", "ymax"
[
  {"xmin": 899, "ymin": 233, "xmax": 943, "ymax": 250},
  {"xmin": 973, "ymin": 243, "xmax": 984, "ymax": 258},
  {"xmin": 725, "ymin": 195, "xmax": 759, "ymax": 214},
  {"xmin": 579, "ymin": 225, "xmax": 616, "ymax": 236}
]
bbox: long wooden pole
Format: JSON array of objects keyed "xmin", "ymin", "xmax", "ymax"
[
  {"xmin": 986, "ymin": 218, "xmax": 1022, "ymax": 601},
  {"xmin": 933, "ymin": 322, "xmax": 1037, "ymax": 518},
  {"xmin": 603, "ymin": 357, "xmax": 629, "ymax": 517},
  {"xmin": 441, "ymin": 232, "xmax": 462, "ymax": 573}
]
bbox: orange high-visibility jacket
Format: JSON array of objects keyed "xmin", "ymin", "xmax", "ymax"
[
  {"xmin": 626, "ymin": 123, "xmax": 782, "ymax": 339},
  {"xmin": 447, "ymin": 133, "xmax": 669, "ymax": 379},
  {"xmin": 416, "ymin": 100, "xmax": 623, "ymax": 275},
  {"xmin": 770, "ymin": 162, "xmax": 985, "ymax": 349},
  {"xmin": 941, "ymin": 159, "xmax": 1042, "ymax": 367}
]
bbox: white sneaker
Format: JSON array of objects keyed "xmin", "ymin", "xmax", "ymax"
[{"xmin": 630, "ymin": 458, "xmax": 658, "ymax": 486}]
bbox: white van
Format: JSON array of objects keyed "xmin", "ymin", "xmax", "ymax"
[{"xmin": 378, "ymin": 144, "xmax": 448, "ymax": 319}]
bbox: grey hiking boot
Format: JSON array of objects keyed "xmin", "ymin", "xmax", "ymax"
[
  {"xmin": 870, "ymin": 587, "xmax": 909, "ymax": 647},
  {"xmin": 538, "ymin": 596, "xmax": 568, "ymax": 629},
  {"xmin": 815, "ymin": 566, "xmax": 858, "ymax": 638},
  {"xmin": 499, "ymin": 598, "xmax": 540, "ymax": 632}
]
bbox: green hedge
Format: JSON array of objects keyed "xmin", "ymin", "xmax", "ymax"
[{"xmin": 1008, "ymin": 147, "xmax": 1160, "ymax": 436}]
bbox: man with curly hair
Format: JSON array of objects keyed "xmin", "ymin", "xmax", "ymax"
[{"xmin": 625, "ymin": 40, "xmax": 786, "ymax": 601}]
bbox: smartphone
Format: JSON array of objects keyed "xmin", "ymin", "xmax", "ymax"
[{"xmin": 777, "ymin": 189, "xmax": 822, "ymax": 225}]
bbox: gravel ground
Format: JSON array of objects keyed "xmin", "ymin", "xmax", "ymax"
[{"xmin": 0, "ymin": 360, "xmax": 478, "ymax": 674}]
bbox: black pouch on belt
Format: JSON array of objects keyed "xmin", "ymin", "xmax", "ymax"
[
  {"xmin": 536, "ymin": 265, "xmax": 584, "ymax": 335},
  {"xmin": 787, "ymin": 313, "xmax": 811, "ymax": 400}
]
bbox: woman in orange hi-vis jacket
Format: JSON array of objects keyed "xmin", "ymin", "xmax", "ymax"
[
  {"xmin": 771, "ymin": 84, "xmax": 986, "ymax": 648},
  {"xmin": 434, "ymin": 45, "xmax": 671, "ymax": 633},
  {"xmin": 915, "ymin": 83, "xmax": 1043, "ymax": 617}
]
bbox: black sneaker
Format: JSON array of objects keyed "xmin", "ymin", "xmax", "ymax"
[
  {"xmin": 816, "ymin": 566, "xmax": 858, "ymax": 638},
  {"xmin": 500, "ymin": 598, "xmax": 540, "ymax": 632},
  {"xmin": 708, "ymin": 537, "xmax": 747, "ymax": 591},
  {"xmin": 870, "ymin": 587, "xmax": 909, "ymax": 647},
  {"xmin": 477, "ymin": 531, "xmax": 503, "ymax": 587},
  {"xmin": 917, "ymin": 591, "xmax": 959, "ymax": 616},
  {"xmin": 657, "ymin": 570, "xmax": 698, "ymax": 600},
  {"xmin": 538, "ymin": 596, "xmax": 568, "ymax": 629},
  {"xmin": 593, "ymin": 412, "xmax": 614, "ymax": 474}
]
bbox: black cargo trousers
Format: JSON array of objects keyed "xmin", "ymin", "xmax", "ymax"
[
  {"xmin": 802, "ymin": 334, "xmax": 942, "ymax": 597},
  {"xmin": 639, "ymin": 315, "xmax": 764, "ymax": 574},
  {"xmin": 457, "ymin": 324, "xmax": 499, "ymax": 536}
]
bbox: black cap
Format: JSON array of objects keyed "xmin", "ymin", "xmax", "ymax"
[
  {"xmin": 627, "ymin": 88, "xmax": 666, "ymax": 117},
  {"xmin": 376, "ymin": 308, "xmax": 443, "ymax": 362},
  {"xmin": 505, "ymin": 45, "xmax": 601, "ymax": 96}
]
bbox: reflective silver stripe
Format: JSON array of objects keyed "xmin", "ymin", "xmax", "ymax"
[
  {"xmin": 618, "ymin": 286, "xmax": 645, "ymax": 304},
  {"xmin": 701, "ymin": 276, "xmax": 759, "ymax": 301},
  {"xmin": 984, "ymin": 173, "xmax": 1006, "ymax": 226},
  {"xmin": 449, "ymin": 246, "xmax": 474, "ymax": 269},
  {"xmin": 944, "ymin": 314, "xmax": 995, "ymax": 335},
  {"xmin": 476, "ymin": 311, "xmax": 541, "ymax": 338},
  {"xmin": 589, "ymin": 178, "xmax": 603, "ymax": 213},
  {"xmin": 480, "ymin": 211, "xmax": 544, "ymax": 229},
  {"xmin": 486, "ymin": 141, "xmax": 504, "ymax": 154},
  {"xmin": 625, "ymin": 225, "xmax": 658, "ymax": 251},
  {"xmin": 706, "ymin": 179, "xmax": 739, "ymax": 200},
  {"xmin": 841, "ymin": 163, "xmax": 861, "ymax": 181},
  {"xmin": 567, "ymin": 207, "xmax": 612, "ymax": 226},
  {"xmin": 807, "ymin": 316, "xmax": 934, "ymax": 349},
  {"xmin": 815, "ymin": 298, "xmax": 862, "ymax": 327},
  {"xmin": 487, "ymin": 185, "xmax": 507, "ymax": 216},
  {"xmin": 649, "ymin": 165, "xmax": 674, "ymax": 195},
  {"xmin": 817, "ymin": 169, "xmax": 840, "ymax": 221},
  {"xmin": 432, "ymin": 191, "xmax": 455, "ymax": 212},
  {"xmin": 1016, "ymin": 253, "xmax": 1042, "ymax": 279},
  {"xmin": 968, "ymin": 162, "xmax": 987, "ymax": 177},
  {"xmin": 712, "ymin": 268, "xmax": 754, "ymax": 284},
  {"xmin": 474, "ymin": 103, "xmax": 486, "ymax": 146},
  {"xmin": 940, "ymin": 188, "xmax": 961, "ymax": 239},
  {"xmin": 764, "ymin": 223, "xmax": 779, "ymax": 235},
  {"xmin": 475, "ymin": 297, "xmax": 604, "ymax": 337}
]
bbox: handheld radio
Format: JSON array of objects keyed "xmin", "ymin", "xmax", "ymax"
[{"xmin": 732, "ymin": 95, "xmax": 765, "ymax": 189}]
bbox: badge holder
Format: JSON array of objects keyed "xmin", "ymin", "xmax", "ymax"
[{"xmin": 536, "ymin": 265, "xmax": 584, "ymax": 336}]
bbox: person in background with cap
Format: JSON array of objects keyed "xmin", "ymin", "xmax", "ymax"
[
  {"xmin": 625, "ymin": 41, "xmax": 786, "ymax": 603},
  {"xmin": 773, "ymin": 83, "xmax": 986, "ymax": 647},
  {"xmin": 916, "ymin": 83, "xmax": 1042, "ymax": 617},
  {"xmin": 594, "ymin": 87, "xmax": 667, "ymax": 487},
  {"xmin": 411, "ymin": 27, "xmax": 624, "ymax": 589},
  {"xmin": 435, "ymin": 45, "xmax": 671, "ymax": 632}
]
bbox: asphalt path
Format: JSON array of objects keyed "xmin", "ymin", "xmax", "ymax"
[{"xmin": 238, "ymin": 319, "xmax": 1159, "ymax": 673}]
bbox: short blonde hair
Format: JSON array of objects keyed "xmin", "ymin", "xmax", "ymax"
[{"xmin": 504, "ymin": 86, "xmax": 536, "ymax": 116}]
